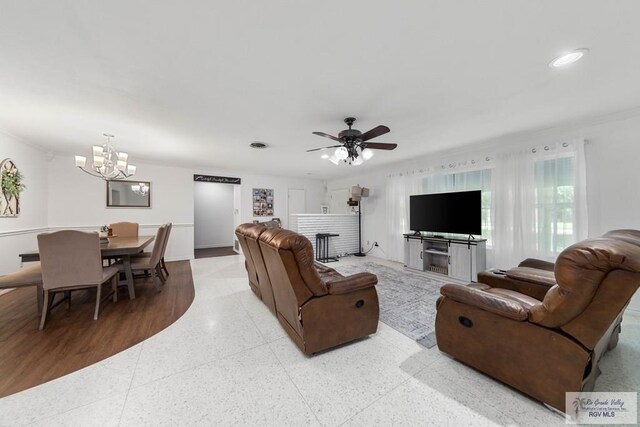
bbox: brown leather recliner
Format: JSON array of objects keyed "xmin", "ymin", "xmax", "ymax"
[
  {"xmin": 258, "ymin": 227, "xmax": 379, "ymax": 354},
  {"xmin": 479, "ymin": 229, "xmax": 640, "ymax": 301},
  {"xmin": 435, "ymin": 231, "xmax": 640, "ymax": 413},
  {"xmin": 235, "ymin": 223, "xmax": 261, "ymax": 298},
  {"xmin": 242, "ymin": 223, "xmax": 277, "ymax": 314}
]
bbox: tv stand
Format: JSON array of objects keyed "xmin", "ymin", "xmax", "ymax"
[{"xmin": 403, "ymin": 234, "xmax": 486, "ymax": 282}]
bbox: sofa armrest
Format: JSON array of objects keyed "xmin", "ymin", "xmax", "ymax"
[
  {"xmin": 326, "ymin": 272, "xmax": 378, "ymax": 295},
  {"xmin": 518, "ymin": 258, "xmax": 555, "ymax": 272},
  {"xmin": 440, "ymin": 284, "xmax": 530, "ymax": 321},
  {"xmin": 506, "ymin": 266, "xmax": 556, "ymax": 288}
]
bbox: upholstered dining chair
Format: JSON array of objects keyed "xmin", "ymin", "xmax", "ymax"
[
  {"xmin": 131, "ymin": 223, "xmax": 172, "ymax": 279},
  {"xmin": 0, "ymin": 263, "xmax": 43, "ymax": 312},
  {"xmin": 108, "ymin": 221, "xmax": 139, "ymax": 237},
  {"xmin": 37, "ymin": 230, "xmax": 119, "ymax": 330},
  {"xmin": 159, "ymin": 222, "xmax": 172, "ymax": 277},
  {"xmin": 117, "ymin": 224, "xmax": 168, "ymax": 291},
  {"xmin": 104, "ymin": 222, "xmax": 140, "ymax": 266}
]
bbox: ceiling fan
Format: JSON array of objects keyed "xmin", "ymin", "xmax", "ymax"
[{"xmin": 308, "ymin": 117, "xmax": 397, "ymax": 165}]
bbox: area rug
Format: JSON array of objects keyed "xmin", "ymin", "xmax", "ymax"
[{"xmin": 334, "ymin": 262, "xmax": 446, "ymax": 349}]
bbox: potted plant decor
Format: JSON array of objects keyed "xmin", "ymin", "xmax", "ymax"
[{"xmin": 0, "ymin": 162, "xmax": 25, "ymax": 217}]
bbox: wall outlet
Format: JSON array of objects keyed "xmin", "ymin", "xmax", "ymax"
[{"xmin": 366, "ymin": 240, "xmax": 370, "ymax": 246}]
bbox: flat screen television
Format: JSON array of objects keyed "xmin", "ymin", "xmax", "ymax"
[{"xmin": 409, "ymin": 190, "xmax": 481, "ymax": 235}]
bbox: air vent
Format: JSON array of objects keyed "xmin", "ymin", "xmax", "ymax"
[{"xmin": 249, "ymin": 142, "xmax": 268, "ymax": 149}]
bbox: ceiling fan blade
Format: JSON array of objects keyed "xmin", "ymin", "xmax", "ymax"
[
  {"xmin": 312, "ymin": 131, "xmax": 342, "ymax": 143},
  {"xmin": 359, "ymin": 125, "xmax": 390, "ymax": 142},
  {"xmin": 306, "ymin": 145, "xmax": 342, "ymax": 152},
  {"xmin": 361, "ymin": 142, "xmax": 397, "ymax": 150}
]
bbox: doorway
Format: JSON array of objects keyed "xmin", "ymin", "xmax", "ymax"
[
  {"xmin": 330, "ymin": 188, "xmax": 349, "ymax": 214},
  {"xmin": 288, "ymin": 188, "xmax": 306, "ymax": 226},
  {"xmin": 194, "ymin": 181, "xmax": 236, "ymax": 258}
]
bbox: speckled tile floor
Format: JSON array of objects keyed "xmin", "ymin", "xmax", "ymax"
[{"xmin": 1, "ymin": 254, "xmax": 638, "ymax": 426}]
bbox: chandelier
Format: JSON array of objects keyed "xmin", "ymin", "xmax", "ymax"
[
  {"xmin": 322, "ymin": 145, "xmax": 375, "ymax": 166},
  {"xmin": 131, "ymin": 182, "xmax": 149, "ymax": 196},
  {"xmin": 74, "ymin": 133, "xmax": 137, "ymax": 180}
]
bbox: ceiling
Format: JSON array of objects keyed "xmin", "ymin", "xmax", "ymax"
[{"xmin": 1, "ymin": 1, "xmax": 639, "ymax": 179}]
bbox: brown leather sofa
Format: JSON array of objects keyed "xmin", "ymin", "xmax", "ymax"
[
  {"xmin": 235, "ymin": 223, "xmax": 380, "ymax": 354},
  {"xmin": 435, "ymin": 230, "xmax": 640, "ymax": 413}
]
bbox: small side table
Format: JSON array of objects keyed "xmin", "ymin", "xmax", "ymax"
[{"xmin": 315, "ymin": 233, "xmax": 339, "ymax": 263}]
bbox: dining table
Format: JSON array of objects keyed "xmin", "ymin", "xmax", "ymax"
[{"xmin": 19, "ymin": 235, "xmax": 155, "ymax": 300}]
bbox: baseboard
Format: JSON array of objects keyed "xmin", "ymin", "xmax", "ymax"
[
  {"xmin": 194, "ymin": 244, "xmax": 234, "ymax": 250},
  {"xmin": 165, "ymin": 255, "xmax": 194, "ymax": 262}
]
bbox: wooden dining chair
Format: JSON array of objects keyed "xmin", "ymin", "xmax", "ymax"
[
  {"xmin": 117, "ymin": 224, "xmax": 168, "ymax": 292},
  {"xmin": 37, "ymin": 230, "xmax": 119, "ymax": 330}
]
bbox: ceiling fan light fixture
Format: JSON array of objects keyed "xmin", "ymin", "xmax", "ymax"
[
  {"xmin": 309, "ymin": 117, "xmax": 396, "ymax": 166},
  {"xmin": 361, "ymin": 148, "xmax": 374, "ymax": 160},
  {"xmin": 335, "ymin": 146, "xmax": 348, "ymax": 160}
]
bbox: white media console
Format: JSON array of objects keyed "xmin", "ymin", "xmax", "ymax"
[{"xmin": 403, "ymin": 234, "xmax": 487, "ymax": 282}]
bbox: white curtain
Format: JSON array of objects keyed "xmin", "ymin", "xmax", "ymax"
[
  {"xmin": 491, "ymin": 139, "xmax": 588, "ymax": 267},
  {"xmin": 491, "ymin": 150, "xmax": 537, "ymax": 267},
  {"xmin": 385, "ymin": 171, "xmax": 422, "ymax": 262},
  {"xmin": 574, "ymin": 140, "xmax": 589, "ymax": 241},
  {"xmin": 383, "ymin": 139, "xmax": 587, "ymax": 268}
]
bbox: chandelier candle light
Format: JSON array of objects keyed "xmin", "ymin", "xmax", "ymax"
[
  {"xmin": 131, "ymin": 182, "xmax": 149, "ymax": 196},
  {"xmin": 75, "ymin": 133, "xmax": 137, "ymax": 180}
]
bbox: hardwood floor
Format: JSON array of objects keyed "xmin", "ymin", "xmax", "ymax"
[
  {"xmin": 0, "ymin": 260, "xmax": 194, "ymax": 398},
  {"xmin": 194, "ymin": 246, "xmax": 238, "ymax": 258}
]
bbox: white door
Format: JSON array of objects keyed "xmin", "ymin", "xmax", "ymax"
[
  {"xmin": 330, "ymin": 188, "xmax": 349, "ymax": 214},
  {"xmin": 288, "ymin": 188, "xmax": 306, "ymax": 227}
]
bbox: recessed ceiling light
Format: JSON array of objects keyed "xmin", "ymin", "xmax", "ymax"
[
  {"xmin": 549, "ymin": 49, "xmax": 589, "ymax": 68},
  {"xmin": 249, "ymin": 142, "xmax": 268, "ymax": 149},
  {"xmin": 321, "ymin": 154, "xmax": 329, "ymax": 159}
]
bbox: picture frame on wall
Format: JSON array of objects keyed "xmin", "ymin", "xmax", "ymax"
[{"xmin": 253, "ymin": 188, "xmax": 274, "ymax": 216}]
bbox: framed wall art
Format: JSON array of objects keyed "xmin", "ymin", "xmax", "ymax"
[{"xmin": 253, "ymin": 188, "xmax": 274, "ymax": 217}]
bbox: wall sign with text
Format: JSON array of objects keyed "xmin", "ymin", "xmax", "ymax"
[{"xmin": 193, "ymin": 174, "xmax": 241, "ymax": 184}]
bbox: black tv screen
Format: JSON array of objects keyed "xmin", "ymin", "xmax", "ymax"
[{"xmin": 409, "ymin": 190, "xmax": 481, "ymax": 235}]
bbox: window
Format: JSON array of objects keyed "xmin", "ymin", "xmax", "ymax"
[
  {"xmin": 422, "ymin": 169, "xmax": 492, "ymax": 245},
  {"xmin": 534, "ymin": 155, "xmax": 576, "ymax": 255}
]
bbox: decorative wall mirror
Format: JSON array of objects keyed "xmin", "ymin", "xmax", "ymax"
[{"xmin": 106, "ymin": 180, "xmax": 151, "ymax": 208}]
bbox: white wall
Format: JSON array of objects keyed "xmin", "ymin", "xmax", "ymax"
[
  {"xmin": 0, "ymin": 135, "xmax": 326, "ymax": 274},
  {"xmin": 43, "ymin": 156, "xmax": 326, "ymax": 262},
  {"xmin": 47, "ymin": 157, "xmax": 195, "ymax": 262},
  {"xmin": 0, "ymin": 131, "xmax": 50, "ymax": 274},
  {"xmin": 327, "ymin": 110, "xmax": 640, "ymax": 312},
  {"xmin": 233, "ymin": 173, "xmax": 326, "ymax": 229},
  {"xmin": 194, "ymin": 182, "xmax": 234, "ymax": 249}
]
